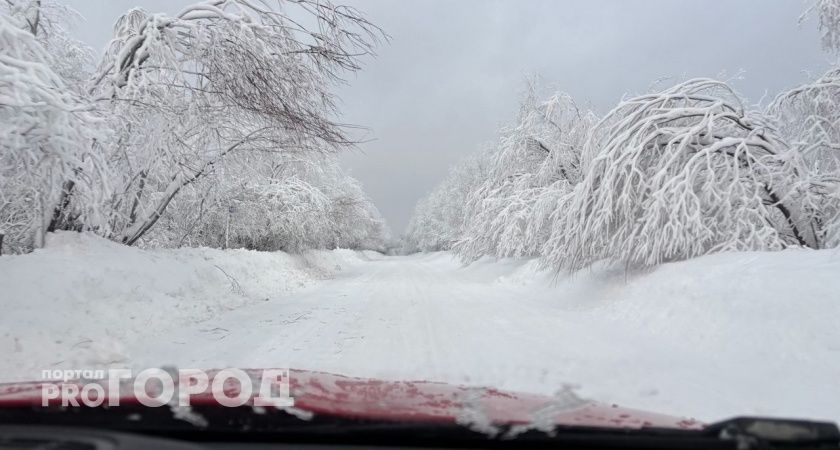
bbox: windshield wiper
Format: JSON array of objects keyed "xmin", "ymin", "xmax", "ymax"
[{"xmin": 704, "ymin": 417, "xmax": 840, "ymax": 449}]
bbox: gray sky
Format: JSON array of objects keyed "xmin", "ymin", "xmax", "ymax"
[{"xmin": 63, "ymin": 0, "xmax": 832, "ymax": 233}]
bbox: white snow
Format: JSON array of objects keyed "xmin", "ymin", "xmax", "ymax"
[
  {"xmin": 0, "ymin": 232, "xmax": 357, "ymax": 378},
  {"xmin": 1, "ymin": 232, "xmax": 839, "ymax": 424}
]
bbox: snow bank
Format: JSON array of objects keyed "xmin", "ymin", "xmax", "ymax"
[
  {"xmin": 478, "ymin": 248, "xmax": 840, "ymax": 422},
  {"xmin": 0, "ymin": 232, "xmax": 373, "ymax": 381}
]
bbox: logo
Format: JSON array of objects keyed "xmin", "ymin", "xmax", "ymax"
[{"xmin": 38, "ymin": 368, "xmax": 294, "ymax": 408}]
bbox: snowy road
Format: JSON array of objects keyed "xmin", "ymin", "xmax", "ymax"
[
  {"xmin": 132, "ymin": 253, "xmax": 577, "ymax": 387},
  {"xmin": 3, "ymin": 235, "xmax": 838, "ymax": 422},
  {"xmin": 124, "ymin": 251, "xmax": 840, "ymax": 423}
]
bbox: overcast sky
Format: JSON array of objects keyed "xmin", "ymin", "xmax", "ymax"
[{"xmin": 63, "ymin": 0, "xmax": 832, "ymax": 233}]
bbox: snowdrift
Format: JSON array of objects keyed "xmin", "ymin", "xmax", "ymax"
[
  {"xmin": 0, "ymin": 232, "xmax": 374, "ymax": 381},
  {"xmin": 450, "ymin": 249, "xmax": 840, "ymax": 422}
]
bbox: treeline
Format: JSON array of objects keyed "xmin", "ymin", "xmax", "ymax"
[
  {"xmin": 0, "ymin": 0, "xmax": 388, "ymax": 255},
  {"xmin": 405, "ymin": 3, "xmax": 840, "ymax": 271}
]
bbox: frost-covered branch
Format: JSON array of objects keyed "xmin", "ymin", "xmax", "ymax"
[{"xmin": 802, "ymin": 0, "xmax": 840, "ymax": 54}]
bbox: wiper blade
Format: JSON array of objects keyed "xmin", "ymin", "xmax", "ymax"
[{"xmin": 705, "ymin": 417, "xmax": 840, "ymax": 448}]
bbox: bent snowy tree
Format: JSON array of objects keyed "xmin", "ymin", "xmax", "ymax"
[
  {"xmin": 87, "ymin": 0, "xmax": 382, "ymax": 246},
  {"xmin": 769, "ymin": 68, "xmax": 840, "ymax": 247},
  {"xmin": 542, "ymin": 78, "xmax": 818, "ymax": 271},
  {"xmin": 455, "ymin": 89, "xmax": 596, "ymax": 262},
  {"xmin": 0, "ymin": 9, "xmax": 106, "ymax": 254}
]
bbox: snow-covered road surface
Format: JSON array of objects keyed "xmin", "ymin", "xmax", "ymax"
[
  {"xmin": 132, "ymin": 253, "xmax": 588, "ymax": 387},
  {"xmin": 2, "ymin": 233, "xmax": 839, "ymax": 424},
  {"xmin": 130, "ymin": 252, "xmax": 840, "ymax": 424}
]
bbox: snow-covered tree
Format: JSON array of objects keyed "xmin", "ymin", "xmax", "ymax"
[
  {"xmin": 88, "ymin": 0, "xmax": 382, "ymax": 246},
  {"xmin": 403, "ymin": 150, "xmax": 490, "ymax": 253},
  {"xmin": 769, "ymin": 69, "xmax": 840, "ymax": 246},
  {"xmin": 324, "ymin": 169, "xmax": 390, "ymax": 251},
  {"xmin": 145, "ymin": 151, "xmax": 388, "ymax": 252},
  {"xmin": 3, "ymin": 0, "xmax": 94, "ymax": 88},
  {"xmin": 0, "ymin": 6, "xmax": 106, "ymax": 254},
  {"xmin": 405, "ymin": 2, "xmax": 840, "ymax": 272},
  {"xmin": 802, "ymin": 0, "xmax": 840, "ymax": 54},
  {"xmin": 542, "ymin": 78, "xmax": 817, "ymax": 271},
  {"xmin": 2, "ymin": 0, "xmax": 388, "ymax": 254},
  {"xmin": 404, "ymin": 84, "xmax": 596, "ymax": 258},
  {"xmin": 455, "ymin": 87, "xmax": 596, "ymax": 261}
]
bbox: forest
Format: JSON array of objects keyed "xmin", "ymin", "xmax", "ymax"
[{"xmin": 4, "ymin": 0, "xmax": 840, "ymax": 275}]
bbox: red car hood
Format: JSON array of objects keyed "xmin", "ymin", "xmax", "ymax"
[{"xmin": 0, "ymin": 368, "xmax": 701, "ymax": 430}]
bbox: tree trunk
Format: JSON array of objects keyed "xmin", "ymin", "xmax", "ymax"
[
  {"xmin": 47, "ymin": 179, "xmax": 75, "ymax": 233},
  {"xmin": 119, "ymin": 134, "xmax": 259, "ymax": 246},
  {"xmin": 25, "ymin": 0, "xmax": 41, "ymax": 36}
]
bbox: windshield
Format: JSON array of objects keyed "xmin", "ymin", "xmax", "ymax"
[{"xmin": 0, "ymin": 0, "xmax": 838, "ymax": 440}]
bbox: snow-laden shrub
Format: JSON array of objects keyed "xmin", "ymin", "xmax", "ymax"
[
  {"xmin": 152, "ymin": 176, "xmax": 334, "ymax": 252},
  {"xmin": 542, "ymin": 78, "xmax": 817, "ymax": 271},
  {"xmin": 144, "ymin": 155, "xmax": 388, "ymax": 253}
]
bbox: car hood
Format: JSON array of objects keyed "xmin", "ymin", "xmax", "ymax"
[{"xmin": 0, "ymin": 368, "xmax": 701, "ymax": 430}]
